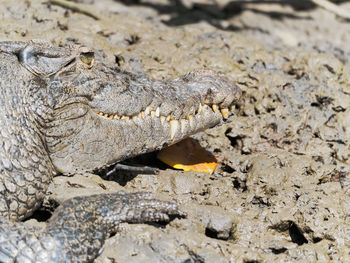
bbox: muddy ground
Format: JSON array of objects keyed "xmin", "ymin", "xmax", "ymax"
[{"xmin": 1, "ymin": 0, "xmax": 350, "ymax": 262}]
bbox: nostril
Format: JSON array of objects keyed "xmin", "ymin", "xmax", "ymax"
[{"xmin": 207, "ymin": 88, "xmax": 214, "ymax": 95}]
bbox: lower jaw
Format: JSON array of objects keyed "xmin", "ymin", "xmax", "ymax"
[{"xmin": 49, "ymin": 107, "xmax": 224, "ymax": 174}]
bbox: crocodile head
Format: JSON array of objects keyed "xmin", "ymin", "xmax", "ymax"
[{"xmin": 0, "ymin": 40, "xmax": 241, "ymax": 174}]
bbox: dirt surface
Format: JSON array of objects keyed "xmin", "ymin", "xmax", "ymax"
[{"xmin": 2, "ymin": 0, "xmax": 350, "ymax": 262}]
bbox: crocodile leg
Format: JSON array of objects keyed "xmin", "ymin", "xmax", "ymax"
[{"xmin": 0, "ymin": 192, "xmax": 184, "ymax": 263}]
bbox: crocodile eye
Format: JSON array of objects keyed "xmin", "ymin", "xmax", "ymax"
[
  {"xmin": 80, "ymin": 51, "xmax": 94, "ymax": 68},
  {"xmin": 19, "ymin": 45, "xmax": 76, "ymax": 77}
]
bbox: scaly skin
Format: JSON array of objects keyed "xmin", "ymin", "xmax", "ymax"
[{"xmin": 0, "ymin": 40, "xmax": 241, "ymax": 262}]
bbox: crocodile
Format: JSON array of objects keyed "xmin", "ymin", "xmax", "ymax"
[{"xmin": 0, "ymin": 40, "xmax": 241, "ymax": 262}]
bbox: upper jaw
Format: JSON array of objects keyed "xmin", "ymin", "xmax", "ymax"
[{"xmin": 91, "ymin": 69, "xmax": 241, "ymax": 140}]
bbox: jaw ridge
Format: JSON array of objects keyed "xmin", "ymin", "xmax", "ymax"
[
  {"xmin": 92, "ymin": 101, "xmax": 234, "ymax": 142},
  {"xmin": 93, "ymin": 102, "xmax": 233, "ymax": 123}
]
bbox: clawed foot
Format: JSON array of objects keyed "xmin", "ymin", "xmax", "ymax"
[{"xmin": 108, "ymin": 191, "xmax": 186, "ymax": 224}]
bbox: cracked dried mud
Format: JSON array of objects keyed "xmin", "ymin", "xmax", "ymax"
[{"xmin": 1, "ymin": 0, "xmax": 350, "ymax": 262}]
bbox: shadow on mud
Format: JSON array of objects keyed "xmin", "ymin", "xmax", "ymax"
[
  {"xmin": 114, "ymin": 0, "xmax": 320, "ymax": 29},
  {"xmin": 96, "ymin": 152, "xmax": 168, "ymax": 186}
]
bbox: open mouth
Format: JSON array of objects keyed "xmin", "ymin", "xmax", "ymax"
[{"xmin": 93, "ymin": 103, "xmax": 234, "ymax": 139}]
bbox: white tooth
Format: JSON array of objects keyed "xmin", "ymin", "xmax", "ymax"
[
  {"xmin": 160, "ymin": 116, "xmax": 166, "ymax": 124},
  {"xmin": 139, "ymin": 111, "xmax": 145, "ymax": 119},
  {"xmin": 221, "ymin": 108, "xmax": 229, "ymax": 119},
  {"xmin": 151, "ymin": 111, "xmax": 156, "ymax": 117},
  {"xmin": 166, "ymin": 115, "xmax": 171, "ymax": 122},
  {"xmin": 113, "ymin": 115, "xmax": 120, "ymax": 120},
  {"xmin": 155, "ymin": 107, "xmax": 160, "ymax": 117},
  {"xmin": 198, "ymin": 104, "xmax": 203, "ymax": 113},
  {"xmin": 98, "ymin": 112, "xmax": 104, "ymax": 116},
  {"xmin": 180, "ymin": 119, "xmax": 187, "ymax": 133},
  {"xmin": 145, "ymin": 107, "xmax": 151, "ymax": 116},
  {"xmin": 132, "ymin": 115, "xmax": 138, "ymax": 121},
  {"xmin": 170, "ymin": 120, "xmax": 179, "ymax": 139},
  {"xmin": 103, "ymin": 113, "xmax": 109, "ymax": 118},
  {"xmin": 212, "ymin": 104, "xmax": 219, "ymax": 112},
  {"xmin": 121, "ymin": 116, "xmax": 129, "ymax": 121},
  {"xmin": 189, "ymin": 116, "xmax": 196, "ymax": 129}
]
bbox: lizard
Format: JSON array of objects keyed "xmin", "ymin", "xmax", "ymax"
[{"xmin": 0, "ymin": 40, "xmax": 241, "ymax": 262}]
